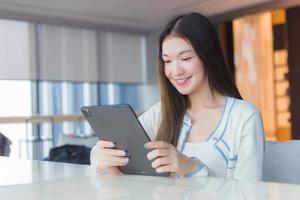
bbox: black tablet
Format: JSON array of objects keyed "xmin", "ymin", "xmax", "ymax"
[{"xmin": 81, "ymin": 104, "xmax": 169, "ymax": 177}]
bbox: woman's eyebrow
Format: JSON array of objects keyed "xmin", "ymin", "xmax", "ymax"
[
  {"xmin": 179, "ymin": 50, "xmax": 193, "ymax": 55},
  {"xmin": 162, "ymin": 49, "xmax": 193, "ymax": 57}
]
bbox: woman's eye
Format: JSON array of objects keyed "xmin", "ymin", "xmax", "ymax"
[
  {"xmin": 163, "ymin": 60, "xmax": 171, "ymax": 64},
  {"xmin": 181, "ymin": 57, "xmax": 191, "ymax": 61}
]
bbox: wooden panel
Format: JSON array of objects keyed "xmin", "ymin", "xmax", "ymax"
[
  {"xmin": 275, "ymin": 66, "xmax": 288, "ymax": 81},
  {"xmin": 233, "ymin": 12, "xmax": 276, "ymax": 139},
  {"xmin": 276, "ymin": 96, "xmax": 290, "ymax": 111},
  {"xmin": 277, "ymin": 127, "xmax": 291, "ymax": 141},
  {"xmin": 272, "ymin": 9, "xmax": 286, "ymax": 25},
  {"xmin": 275, "ymin": 81, "xmax": 289, "ymax": 96},
  {"xmin": 274, "ymin": 49, "xmax": 288, "ymax": 66},
  {"xmin": 277, "ymin": 112, "xmax": 291, "ymax": 127}
]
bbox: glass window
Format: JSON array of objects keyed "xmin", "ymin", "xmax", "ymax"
[
  {"xmin": 0, "ymin": 80, "xmax": 33, "ymax": 158},
  {"xmin": 37, "ymin": 81, "xmax": 63, "ymax": 149},
  {"xmin": 99, "ymin": 83, "xmax": 142, "ymax": 112},
  {"xmin": 37, "ymin": 81, "xmax": 99, "ymax": 142},
  {"xmin": 0, "ymin": 19, "xmax": 147, "ymax": 160}
]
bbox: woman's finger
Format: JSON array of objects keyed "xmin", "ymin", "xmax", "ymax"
[
  {"xmin": 106, "ymin": 167, "xmax": 122, "ymax": 175},
  {"xmin": 144, "ymin": 141, "xmax": 171, "ymax": 149},
  {"xmin": 98, "ymin": 158, "xmax": 129, "ymax": 169},
  {"xmin": 101, "ymin": 148, "xmax": 126, "ymax": 157},
  {"xmin": 155, "ymin": 164, "xmax": 174, "ymax": 173},
  {"xmin": 147, "ymin": 148, "xmax": 169, "ymax": 160},
  {"xmin": 104, "ymin": 160, "xmax": 129, "ymax": 167},
  {"xmin": 97, "ymin": 140, "xmax": 115, "ymax": 148},
  {"xmin": 151, "ymin": 157, "xmax": 170, "ymax": 168},
  {"xmin": 99, "ymin": 155, "xmax": 129, "ymax": 165}
]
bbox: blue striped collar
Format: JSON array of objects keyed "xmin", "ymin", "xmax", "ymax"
[{"xmin": 177, "ymin": 96, "xmax": 235, "ymax": 151}]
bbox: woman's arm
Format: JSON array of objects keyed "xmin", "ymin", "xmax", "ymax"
[{"xmin": 234, "ymin": 112, "xmax": 265, "ymax": 181}]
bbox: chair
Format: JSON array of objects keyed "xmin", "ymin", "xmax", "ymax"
[
  {"xmin": 45, "ymin": 134, "xmax": 99, "ymax": 164},
  {"xmin": 263, "ymin": 140, "xmax": 300, "ymax": 184}
]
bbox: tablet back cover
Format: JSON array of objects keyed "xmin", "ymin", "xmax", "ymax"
[{"xmin": 81, "ymin": 104, "xmax": 168, "ymax": 177}]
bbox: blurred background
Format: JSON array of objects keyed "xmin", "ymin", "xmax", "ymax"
[{"xmin": 0, "ymin": 0, "xmax": 300, "ymax": 161}]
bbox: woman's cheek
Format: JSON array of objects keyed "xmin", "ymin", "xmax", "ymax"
[{"xmin": 164, "ymin": 65, "xmax": 171, "ymax": 78}]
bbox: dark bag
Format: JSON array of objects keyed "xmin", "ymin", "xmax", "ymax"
[
  {"xmin": 47, "ymin": 144, "xmax": 91, "ymax": 165},
  {"xmin": 0, "ymin": 133, "xmax": 12, "ymax": 157}
]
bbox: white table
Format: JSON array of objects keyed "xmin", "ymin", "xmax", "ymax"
[
  {"xmin": 0, "ymin": 157, "xmax": 92, "ymax": 186},
  {"xmin": 1, "ymin": 157, "xmax": 300, "ymax": 200}
]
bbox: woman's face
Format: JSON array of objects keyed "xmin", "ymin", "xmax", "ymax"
[{"xmin": 162, "ymin": 36, "xmax": 206, "ymax": 96}]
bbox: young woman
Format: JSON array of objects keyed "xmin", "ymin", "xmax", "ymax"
[{"xmin": 90, "ymin": 12, "xmax": 265, "ymax": 181}]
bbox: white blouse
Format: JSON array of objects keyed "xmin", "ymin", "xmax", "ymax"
[{"xmin": 138, "ymin": 96, "xmax": 265, "ymax": 181}]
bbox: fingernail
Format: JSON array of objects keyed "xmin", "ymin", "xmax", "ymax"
[
  {"xmin": 144, "ymin": 143, "xmax": 148, "ymax": 148},
  {"xmin": 146, "ymin": 153, "xmax": 150, "ymax": 160}
]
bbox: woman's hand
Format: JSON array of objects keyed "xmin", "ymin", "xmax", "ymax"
[
  {"xmin": 95, "ymin": 140, "xmax": 129, "ymax": 175},
  {"xmin": 145, "ymin": 141, "xmax": 199, "ymax": 176}
]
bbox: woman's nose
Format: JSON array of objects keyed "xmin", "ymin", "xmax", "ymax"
[{"xmin": 171, "ymin": 61, "xmax": 185, "ymax": 76}]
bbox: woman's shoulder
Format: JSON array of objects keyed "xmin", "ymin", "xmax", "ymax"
[
  {"xmin": 149, "ymin": 101, "xmax": 161, "ymax": 112},
  {"xmin": 140, "ymin": 101, "xmax": 161, "ymax": 118},
  {"xmin": 138, "ymin": 101, "xmax": 161, "ymax": 140},
  {"xmin": 229, "ymin": 97, "xmax": 261, "ymax": 118},
  {"xmin": 225, "ymin": 97, "xmax": 265, "ymax": 143}
]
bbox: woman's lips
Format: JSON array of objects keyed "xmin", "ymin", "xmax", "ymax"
[{"xmin": 175, "ymin": 77, "xmax": 191, "ymax": 86}]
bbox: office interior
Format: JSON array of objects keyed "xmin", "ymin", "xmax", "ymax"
[{"xmin": 0, "ymin": 0, "xmax": 300, "ymax": 184}]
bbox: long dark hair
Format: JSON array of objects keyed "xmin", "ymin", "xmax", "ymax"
[{"xmin": 156, "ymin": 12, "xmax": 242, "ymax": 146}]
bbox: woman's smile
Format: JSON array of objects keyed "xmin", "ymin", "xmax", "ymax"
[{"xmin": 174, "ymin": 76, "xmax": 192, "ymax": 86}]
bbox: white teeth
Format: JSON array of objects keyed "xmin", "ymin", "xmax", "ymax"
[
  {"xmin": 176, "ymin": 78, "xmax": 188, "ymax": 81},
  {"xmin": 175, "ymin": 77, "xmax": 190, "ymax": 84},
  {"xmin": 176, "ymin": 78, "xmax": 189, "ymax": 81}
]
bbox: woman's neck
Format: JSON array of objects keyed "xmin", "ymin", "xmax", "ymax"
[{"xmin": 187, "ymin": 86, "xmax": 225, "ymax": 113}]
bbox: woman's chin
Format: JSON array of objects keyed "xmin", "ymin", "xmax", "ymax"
[{"xmin": 176, "ymin": 88, "xmax": 191, "ymax": 95}]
